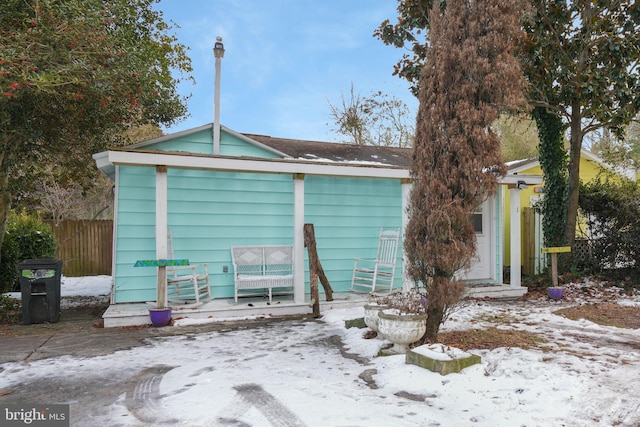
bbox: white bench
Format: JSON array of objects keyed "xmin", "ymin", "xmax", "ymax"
[{"xmin": 231, "ymin": 245, "xmax": 294, "ymax": 303}]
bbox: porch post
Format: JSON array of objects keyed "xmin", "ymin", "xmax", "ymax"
[
  {"xmin": 509, "ymin": 187, "xmax": 521, "ymax": 289},
  {"xmin": 293, "ymin": 174, "xmax": 305, "ymax": 303},
  {"xmin": 401, "ymin": 179, "xmax": 413, "ymax": 291},
  {"xmin": 155, "ymin": 165, "xmax": 169, "ymax": 308}
]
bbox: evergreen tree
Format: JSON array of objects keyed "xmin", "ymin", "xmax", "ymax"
[
  {"xmin": 406, "ymin": 0, "xmax": 526, "ymax": 341},
  {"xmin": 0, "ymin": 0, "xmax": 192, "ymax": 253}
]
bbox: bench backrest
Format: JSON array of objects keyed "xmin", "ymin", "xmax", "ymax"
[{"xmin": 231, "ymin": 245, "xmax": 294, "ymax": 276}]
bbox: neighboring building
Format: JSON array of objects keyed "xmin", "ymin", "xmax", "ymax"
[
  {"xmin": 504, "ymin": 149, "xmax": 636, "ymax": 275},
  {"xmin": 94, "ymin": 124, "xmax": 541, "ymax": 326}
]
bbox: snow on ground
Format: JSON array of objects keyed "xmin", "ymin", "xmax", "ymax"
[
  {"xmin": 59, "ymin": 275, "xmax": 112, "ymax": 297},
  {"xmin": 5, "ymin": 275, "xmax": 112, "ymax": 299},
  {"xmin": 5, "ymin": 275, "xmax": 112, "ymax": 308},
  {"xmin": 1, "ymin": 277, "xmax": 639, "ymax": 426}
]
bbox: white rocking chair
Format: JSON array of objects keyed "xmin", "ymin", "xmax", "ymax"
[
  {"xmin": 350, "ymin": 228, "xmax": 400, "ymax": 294},
  {"xmin": 166, "ymin": 229, "xmax": 211, "ymax": 306}
]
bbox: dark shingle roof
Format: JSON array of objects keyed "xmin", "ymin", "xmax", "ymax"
[{"xmin": 243, "ymin": 133, "xmax": 411, "ymax": 168}]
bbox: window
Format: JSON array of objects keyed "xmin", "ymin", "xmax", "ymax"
[{"xmin": 470, "ymin": 206, "xmax": 483, "ymax": 234}]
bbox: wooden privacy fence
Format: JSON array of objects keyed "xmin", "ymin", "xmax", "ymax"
[{"xmin": 46, "ymin": 220, "xmax": 113, "ymax": 277}]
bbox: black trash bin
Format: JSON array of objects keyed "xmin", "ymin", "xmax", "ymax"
[{"xmin": 17, "ymin": 259, "xmax": 63, "ymax": 324}]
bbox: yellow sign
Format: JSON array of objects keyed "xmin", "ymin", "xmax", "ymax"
[{"xmin": 541, "ymin": 246, "xmax": 571, "ymax": 254}]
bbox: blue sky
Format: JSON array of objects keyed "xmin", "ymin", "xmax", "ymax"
[{"xmin": 155, "ymin": 0, "xmax": 419, "ymax": 142}]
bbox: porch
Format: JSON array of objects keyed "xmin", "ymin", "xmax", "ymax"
[{"xmin": 102, "ymin": 284, "xmax": 527, "ymax": 328}]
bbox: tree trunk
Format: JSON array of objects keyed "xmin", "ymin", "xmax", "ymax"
[
  {"xmin": 303, "ymin": 223, "xmax": 333, "ymax": 302},
  {"xmin": 423, "ymin": 302, "xmax": 445, "ymax": 343},
  {"xmin": 309, "ymin": 270, "xmax": 320, "ymax": 318},
  {"xmin": 0, "ymin": 141, "xmax": 17, "ymax": 262},
  {"xmin": 565, "ymin": 101, "xmax": 584, "ymax": 249}
]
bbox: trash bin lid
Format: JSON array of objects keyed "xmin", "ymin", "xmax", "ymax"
[{"xmin": 16, "ymin": 258, "xmax": 63, "ymax": 270}]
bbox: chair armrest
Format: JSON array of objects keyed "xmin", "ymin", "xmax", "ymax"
[
  {"xmin": 170, "ymin": 265, "xmax": 196, "ymax": 272},
  {"xmin": 169, "ymin": 263, "xmax": 208, "ymax": 275}
]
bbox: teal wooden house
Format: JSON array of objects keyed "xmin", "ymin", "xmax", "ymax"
[{"xmin": 94, "ymin": 123, "xmax": 541, "ymax": 327}]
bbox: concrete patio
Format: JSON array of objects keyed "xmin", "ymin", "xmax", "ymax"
[{"xmin": 102, "ymin": 284, "xmax": 527, "ymax": 327}]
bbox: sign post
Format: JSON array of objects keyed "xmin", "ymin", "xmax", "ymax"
[{"xmin": 541, "ymin": 246, "xmax": 571, "ymax": 287}]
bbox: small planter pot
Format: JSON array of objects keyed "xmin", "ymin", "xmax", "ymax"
[
  {"xmin": 149, "ymin": 308, "xmax": 172, "ymax": 327},
  {"xmin": 547, "ymin": 287, "xmax": 565, "ymax": 300},
  {"xmin": 363, "ymin": 303, "xmax": 389, "ymax": 333},
  {"xmin": 377, "ymin": 310, "xmax": 427, "ymax": 354}
]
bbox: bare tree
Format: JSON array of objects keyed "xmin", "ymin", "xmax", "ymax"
[
  {"xmin": 494, "ymin": 114, "xmax": 541, "ymax": 162},
  {"xmin": 406, "ymin": 0, "xmax": 527, "ymax": 342},
  {"xmin": 592, "ymin": 117, "xmax": 640, "ymax": 175},
  {"xmin": 28, "ymin": 172, "xmax": 114, "ymax": 225},
  {"xmin": 328, "ymin": 84, "xmax": 415, "ymax": 147},
  {"xmin": 18, "ymin": 124, "xmax": 162, "ymax": 223},
  {"xmin": 328, "ymin": 84, "xmax": 370, "ymax": 145}
]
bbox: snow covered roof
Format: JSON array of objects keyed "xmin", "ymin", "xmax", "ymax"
[{"xmin": 243, "ymin": 133, "xmax": 411, "ymax": 167}]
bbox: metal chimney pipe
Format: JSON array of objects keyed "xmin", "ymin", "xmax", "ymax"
[{"xmin": 213, "ymin": 36, "xmax": 225, "ymax": 155}]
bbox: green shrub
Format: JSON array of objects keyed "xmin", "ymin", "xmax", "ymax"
[
  {"xmin": 0, "ymin": 294, "xmax": 21, "ymax": 324},
  {"xmin": 0, "ymin": 210, "xmax": 56, "ymax": 293},
  {"xmin": 579, "ymin": 176, "xmax": 640, "ymax": 272}
]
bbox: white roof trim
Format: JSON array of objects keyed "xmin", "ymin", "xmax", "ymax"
[
  {"xmin": 106, "ymin": 149, "xmax": 410, "ymax": 179},
  {"xmin": 101, "ymin": 149, "xmax": 543, "ymax": 184}
]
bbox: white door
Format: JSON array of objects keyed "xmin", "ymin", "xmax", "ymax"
[{"xmin": 464, "ymin": 198, "xmax": 494, "ymax": 282}]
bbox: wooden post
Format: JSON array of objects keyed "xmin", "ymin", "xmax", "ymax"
[
  {"xmin": 541, "ymin": 246, "xmax": 571, "ymax": 287},
  {"xmin": 303, "ymin": 224, "xmax": 334, "ymax": 318},
  {"xmin": 550, "ymin": 252, "xmax": 558, "ymax": 287},
  {"xmin": 157, "ymin": 266, "xmax": 167, "ymax": 308},
  {"xmin": 309, "ymin": 271, "xmax": 320, "ymax": 318}
]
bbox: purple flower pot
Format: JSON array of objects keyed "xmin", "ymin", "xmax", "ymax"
[
  {"xmin": 547, "ymin": 287, "xmax": 564, "ymax": 300},
  {"xmin": 149, "ymin": 308, "xmax": 172, "ymax": 327}
]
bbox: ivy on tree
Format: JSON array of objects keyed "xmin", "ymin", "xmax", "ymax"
[
  {"xmin": 532, "ymin": 107, "xmax": 568, "ymax": 248},
  {"xmin": 377, "ymin": 0, "xmax": 640, "ymax": 250}
]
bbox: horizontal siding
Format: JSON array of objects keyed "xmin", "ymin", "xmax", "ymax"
[
  {"xmin": 113, "ymin": 165, "xmax": 405, "ymax": 302},
  {"xmin": 138, "ymin": 129, "xmax": 283, "ymax": 158},
  {"xmin": 138, "ymin": 129, "xmax": 285, "ymax": 158},
  {"xmin": 114, "ymin": 130, "xmax": 295, "ymax": 302},
  {"xmin": 114, "ymin": 166, "xmax": 295, "ymax": 301},
  {"xmin": 305, "ymin": 176, "xmax": 403, "ymax": 292},
  {"xmin": 114, "ymin": 166, "xmax": 158, "ymax": 303},
  {"xmin": 167, "ymin": 170, "xmax": 294, "ymax": 300},
  {"xmin": 149, "ymin": 129, "xmax": 214, "ymax": 154},
  {"xmin": 219, "ymin": 133, "xmax": 282, "ymax": 158}
]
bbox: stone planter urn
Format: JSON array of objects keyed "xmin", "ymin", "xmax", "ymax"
[
  {"xmin": 363, "ymin": 303, "xmax": 389, "ymax": 333},
  {"xmin": 378, "ymin": 310, "xmax": 427, "ymax": 354}
]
